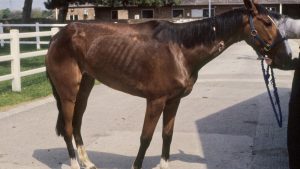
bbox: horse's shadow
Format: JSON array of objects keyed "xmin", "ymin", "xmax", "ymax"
[
  {"xmin": 33, "ymin": 88, "xmax": 290, "ymax": 169},
  {"xmin": 194, "ymin": 88, "xmax": 290, "ymax": 169},
  {"xmin": 33, "ymin": 148, "xmax": 205, "ymax": 169}
]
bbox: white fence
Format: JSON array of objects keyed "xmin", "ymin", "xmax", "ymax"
[
  {"xmin": 0, "ymin": 28, "xmax": 59, "ymax": 92},
  {"xmin": 0, "ymin": 23, "xmax": 65, "ymax": 49}
]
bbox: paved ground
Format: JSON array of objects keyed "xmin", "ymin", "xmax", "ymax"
[{"xmin": 0, "ymin": 40, "xmax": 299, "ymax": 169}]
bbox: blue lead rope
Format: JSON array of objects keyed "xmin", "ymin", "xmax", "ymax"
[{"xmin": 261, "ymin": 60, "xmax": 283, "ymax": 128}]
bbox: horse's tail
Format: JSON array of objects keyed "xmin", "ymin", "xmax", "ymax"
[
  {"xmin": 46, "ymin": 71, "xmax": 65, "ymax": 137},
  {"xmin": 46, "ymin": 28, "xmax": 66, "ymax": 137}
]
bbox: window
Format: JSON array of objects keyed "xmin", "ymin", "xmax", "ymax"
[
  {"xmin": 191, "ymin": 9, "xmax": 203, "ymax": 18},
  {"xmin": 111, "ymin": 10, "xmax": 118, "ymax": 20},
  {"xmin": 173, "ymin": 9, "xmax": 184, "ymax": 18},
  {"xmin": 203, "ymin": 8, "xmax": 215, "ymax": 17},
  {"xmin": 69, "ymin": 15, "xmax": 78, "ymax": 20},
  {"xmin": 142, "ymin": 9, "xmax": 154, "ymax": 19},
  {"xmin": 83, "ymin": 9, "xmax": 88, "ymax": 15}
]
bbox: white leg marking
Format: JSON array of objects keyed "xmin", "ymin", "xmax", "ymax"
[
  {"xmin": 77, "ymin": 145, "xmax": 96, "ymax": 169},
  {"xmin": 70, "ymin": 158, "xmax": 80, "ymax": 169},
  {"xmin": 160, "ymin": 158, "xmax": 169, "ymax": 169}
]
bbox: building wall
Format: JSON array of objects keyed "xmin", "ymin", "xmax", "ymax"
[
  {"xmin": 95, "ymin": 3, "xmax": 300, "ymax": 21},
  {"xmin": 283, "ymin": 4, "xmax": 300, "ymax": 19},
  {"xmin": 66, "ymin": 7, "xmax": 95, "ymax": 21}
]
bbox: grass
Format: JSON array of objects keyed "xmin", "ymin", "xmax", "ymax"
[{"xmin": 0, "ymin": 44, "xmax": 52, "ymax": 111}]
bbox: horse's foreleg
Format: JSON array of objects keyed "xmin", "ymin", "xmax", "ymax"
[
  {"xmin": 160, "ymin": 98, "xmax": 180, "ymax": 169},
  {"xmin": 132, "ymin": 97, "xmax": 167, "ymax": 169},
  {"xmin": 73, "ymin": 74, "xmax": 96, "ymax": 169}
]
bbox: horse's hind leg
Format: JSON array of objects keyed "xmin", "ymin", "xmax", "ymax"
[
  {"xmin": 160, "ymin": 98, "xmax": 181, "ymax": 169},
  {"xmin": 132, "ymin": 97, "xmax": 167, "ymax": 169},
  {"xmin": 47, "ymin": 62, "xmax": 82, "ymax": 169},
  {"xmin": 72, "ymin": 73, "xmax": 96, "ymax": 169}
]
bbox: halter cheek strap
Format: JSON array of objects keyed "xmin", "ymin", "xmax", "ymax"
[{"xmin": 249, "ymin": 14, "xmax": 287, "ymax": 54}]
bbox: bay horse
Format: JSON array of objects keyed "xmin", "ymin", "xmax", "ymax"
[{"xmin": 46, "ymin": 0, "xmax": 293, "ymax": 169}]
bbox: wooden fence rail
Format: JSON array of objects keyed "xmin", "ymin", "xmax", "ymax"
[
  {"xmin": 0, "ymin": 23, "xmax": 65, "ymax": 49},
  {"xmin": 0, "ymin": 28, "xmax": 59, "ymax": 92}
]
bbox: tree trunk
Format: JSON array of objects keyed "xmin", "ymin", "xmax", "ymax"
[
  {"xmin": 58, "ymin": 5, "xmax": 69, "ymax": 23},
  {"xmin": 22, "ymin": 0, "xmax": 33, "ymax": 22}
]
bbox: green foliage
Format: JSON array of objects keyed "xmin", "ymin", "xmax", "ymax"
[
  {"xmin": 0, "ymin": 9, "xmax": 22, "ymax": 20},
  {"xmin": 1, "ymin": 8, "xmax": 11, "ymax": 19},
  {"xmin": 0, "ymin": 8, "xmax": 52, "ymax": 20},
  {"xmin": 31, "ymin": 9, "xmax": 43, "ymax": 18},
  {"xmin": 41, "ymin": 10, "xmax": 53, "ymax": 18}
]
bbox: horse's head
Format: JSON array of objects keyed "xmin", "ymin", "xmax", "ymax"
[{"xmin": 242, "ymin": 0, "xmax": 292, "ymax": 69}]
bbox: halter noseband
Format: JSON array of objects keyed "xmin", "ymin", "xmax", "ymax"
[{"xmin": 249, "ymin": 14, "xmax": 287, "ymax": 56}]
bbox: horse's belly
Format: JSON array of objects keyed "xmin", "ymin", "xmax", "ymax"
[{"xmin": 93, "ymin": 72, "xmax": 147, "ymax": 97}]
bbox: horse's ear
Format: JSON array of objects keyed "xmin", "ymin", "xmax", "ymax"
[{"xmin": 243, "ymin": 0, "xmax": 258, "ymax": 14}]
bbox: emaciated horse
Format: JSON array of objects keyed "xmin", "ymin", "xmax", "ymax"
[{"xmin": 46, "ymin": 0, "xmax": 293, "ymax": 169}]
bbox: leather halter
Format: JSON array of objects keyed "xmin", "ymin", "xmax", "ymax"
[{"xmin": 249, "ymin": 14, "xmax": 287, "ymax": 56}]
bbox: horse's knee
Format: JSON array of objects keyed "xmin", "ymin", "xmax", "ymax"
[
  {"xmin": 162, "ymin": 133, "xmax": 172, "ymax": 142},
  {"xmin": 140, "ymin": 136, "xmax": 152, "ymax": 148},
  {"xmin": 64, "ymin": 124, "xmax": 73, "ymax": 137}
]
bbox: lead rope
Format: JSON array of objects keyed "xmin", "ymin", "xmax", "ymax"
[{"xmin": 261, "ymin": 59, "xmax": 283, "ymax": 127}]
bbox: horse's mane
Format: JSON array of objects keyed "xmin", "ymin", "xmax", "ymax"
[{"xmin": 153, "ymin": 4, "xmax": 270, "ymax": 48}]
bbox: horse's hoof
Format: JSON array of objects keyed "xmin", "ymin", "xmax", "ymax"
[{"xmin": 159, "ymin": 158, "xmax": 170, "ymax": 169}]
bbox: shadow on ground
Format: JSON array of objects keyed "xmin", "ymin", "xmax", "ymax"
[
  {"xmin": 196, "ymin": 88, "xmax": 290, "ymax": 169},
  {"xmin": 33, "ymin": 148, "xmax": 205, "ymax": 169},
  {"xmin": 33, "ymin": 89, "xmax": 290, "ymax": 169}
]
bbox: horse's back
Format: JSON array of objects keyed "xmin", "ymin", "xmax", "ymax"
[{"xmin": 46, "ymin": 20, "xmax": 192, "ymax": 98}]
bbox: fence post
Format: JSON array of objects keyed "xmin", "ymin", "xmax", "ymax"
[
  {"xmin": 0, "ymin": 23, "xmax": 4, "ymax": 47},
  {"xmin": 10, "ymin": 29, "xmax": 21, "ymax": 92},
  {"xmin": 35, "ymin": 22, "xmax": 41, "ymax": 50}
]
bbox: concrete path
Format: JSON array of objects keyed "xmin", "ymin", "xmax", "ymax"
[{"xmin": 0, "ymin": 40, "xmax": 299, "ymax": 169}]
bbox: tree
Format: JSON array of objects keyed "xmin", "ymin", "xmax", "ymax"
[
  {"xmin": 31, "ymin": 9, "xmax": 43, "ymax": 18},
  {"xmin": 0, "ymin": 9, "xmax": 23, "ymax": 20},
  {"xmin": 22, "ymin": 0, "xmax": 33, "ymax": 22},
  {"xmin": 1, "ymin": 8, "xmax": 11, "ymax": 19},
  {"xmin": 44, "ymin": 0, "xmax": 74, "ymax": 23}
]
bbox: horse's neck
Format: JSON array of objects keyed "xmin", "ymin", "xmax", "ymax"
[
  {"xmin": 281, "ymin": 17, "xmax": 300, "ymax": 39},
  {"xmin": 183, "ymin": 29, "xmax": 242, "ymax": 73}
]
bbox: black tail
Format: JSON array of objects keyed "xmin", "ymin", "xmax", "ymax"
[{"xmin": 47, "ymin": 71, "xmax": 65, "ymax": 137}]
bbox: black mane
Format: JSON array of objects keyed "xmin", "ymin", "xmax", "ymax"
[{"xmin": 153, "ymin": 5, "xmax": 270, "ymax": 48}]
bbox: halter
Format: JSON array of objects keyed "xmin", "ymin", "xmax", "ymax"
[
  {"xmin": 249, "ymin": 13, "xmax": 284, "ymax": 127},
  {"xmin": 249, "ymin": 14, "xmax": 287, "ymax": 56}
]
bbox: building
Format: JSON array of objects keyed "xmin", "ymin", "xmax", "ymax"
[
  {"xmin": 66, "ymin": 3, "xmax": 96, "ymax": 21},
  {"xmin": 94, "ymin": 0, "xmax": 300, "ymax": 22}
]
